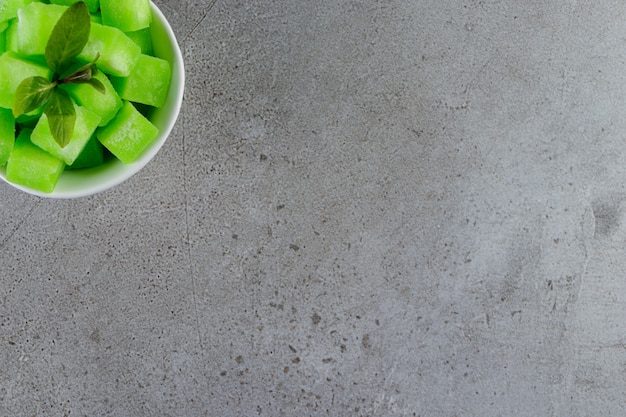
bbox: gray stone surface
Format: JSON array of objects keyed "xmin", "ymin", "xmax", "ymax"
[{"xmin": 2, "ymin": 0, "xmax": 626, "ymax": 415}]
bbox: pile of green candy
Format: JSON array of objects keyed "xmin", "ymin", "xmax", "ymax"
[{"xmin": 0, "ymin": 0, "xmax": 172, "ymax": 193}]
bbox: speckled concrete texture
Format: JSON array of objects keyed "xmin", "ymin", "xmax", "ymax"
[{"xmin": 3, "ymin": 0, "xmax": 626, "ymax": 415}]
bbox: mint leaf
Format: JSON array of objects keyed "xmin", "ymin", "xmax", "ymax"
[
  {"xmin": 44, "ymin": 89, "xmax": 76, "ymax": 148},
  {"xmin": 16, "ymin": 2, "xmax": 102, "ymax": 149},
  {"xmin": 12, "ymin": 77, "xmax": 55, "ymax": 118},
  {"xmin": 45, "ymin": 2, "xmax": 91, "ymax": 76}
]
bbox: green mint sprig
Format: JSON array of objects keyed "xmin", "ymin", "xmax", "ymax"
[{"xmin": 12, "ymin": 1, "xmax": 105, "ymax": 148}]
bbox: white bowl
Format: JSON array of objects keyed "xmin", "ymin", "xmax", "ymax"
[{"xmin": 0, "ymin": 2, "xmax": 185, "ymax": 198}]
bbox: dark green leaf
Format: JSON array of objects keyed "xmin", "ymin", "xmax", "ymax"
[
  {"xmin": 86, "ymin": 78, "xmax": 106, "ymax": 94},
  {"xmin": 12, "ymin": 77, "xmax": 55, "ymax": 118},
  {"xmin": 44, "ymin": 89, "xmax": 76, "ymax": 148},
  {"xmin": 45, "ymin": 2, "xmax": 91, "ymax": 75}
]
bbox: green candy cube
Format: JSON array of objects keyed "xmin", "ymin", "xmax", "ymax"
[
  {"xmin": 49, "ymin": 0, "xmax": 99, "ymax": 13},
  {"xmin": 125, "ymin": 28, "xmax": 153, "ymax": 55},
  {"xmin": 6, "ymin": 129, "xmax": 65, "ymax": 193},
  {"xmin": 79, "ymin": 22, "xmax": 141, "ymax": 77},
  {"xmin": 0, "ymin": 51, "xmax": 52, "ymax": 109},
  {"xmin": 61, "ymin": 69, "xmax": 122, "ymax": 126},
  {"xmin": 0, "ymin": 107, "xmax": 15, "ymax": 165},
  {"xmin": 31, "ymin": 105, "xmax": 101, "ymax": 165},
  {"xmin": 0, "ymin": 0, "xmax": 36, "ymax": 24},
  {"xmin": 67, "ymin": 135, "xmax": 103, "ymax": 170},
  {"xmin": 96, "ymin": 101, "xmax": 158, "ymax": 164},
  {"xmin": 111, "ymin": 54, "xmax": 171, "ymax": 108},
  {"xmin": 13, "ymin": 2, "xmax": 66, "ymax": 57},
  {"xmin": 100, "ymin": 0, "xmax": 151, "ymax": 32}
]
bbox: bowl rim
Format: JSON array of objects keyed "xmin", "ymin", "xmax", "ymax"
[{"xmin": 0, "ymin": 1, "xmax": 185, "ymax": 199}]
